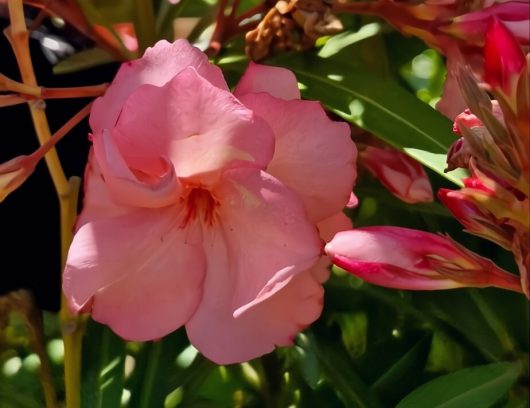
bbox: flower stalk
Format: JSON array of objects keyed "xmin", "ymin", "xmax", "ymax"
[{"xmin": 5, "ymin": 1, "xmax": 85, "ymax": 407}]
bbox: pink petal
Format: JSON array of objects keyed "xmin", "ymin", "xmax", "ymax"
[
  {"xmin": 484, "ymin": 18, "xmax": 526, "ymax": 92},
  {"xmin": 92, "ymin": 129, "xmax": 181, "ymax": 208},
  {"xmin": 239, "ymin": 93, "xmax": 356, "ymax": 222},
  {"xmin": 318, "ymin": 212, "xmax": 352, "ymax": 242},
  {"xmin": 74, "ymin": 149, "xmax": 134, "ymax": 228},
  {"xmin": 435, "ymin": 46, "xmax": 468, "ymax": 120},
  {"xmin": 187, "ymin": 230, "xmax": 323, "ymax": 364},
  {"xmin": 113, "ymin": 68, "xmax": 275, "ymax": 186},
  {"xmin": 211, "ymin": 168, "xmax": 322, "ymax": 315},
  {"xmin": 64, "ymin": 208, "xmax": 205, "ymax": 340},
  {"xmin": 90, "ymin": 40, "xmax": 228, "ymax": 133},
  {"xmin": 330, "ymin": 256, "xmax": 463, "ymax": 290},
  {"xmin": 234, "ymin": 62, "xmax": 301, "ymax": 100}
]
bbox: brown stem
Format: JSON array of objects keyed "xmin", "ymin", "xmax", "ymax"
[
  {"xmin": 206, "ymin": 0, "xmax": 266, "ymax": 57},
  {"xmin": 0, "ymin": 94, "xmax": 27, "ymax": 107},
  {"xmin": 206, "ymin": 0, "xmax": 231, "ymax": 57},
  {"xmin": 0, "ymin": 73, "xmax": 108, "ymax": 99},
  {"xmin": 29, "ymin": 102, "xmax": 93, "ymax": 163},
  {"xmin": 41, "ymin": 84, "xmax": 108, "ymax": 99}
]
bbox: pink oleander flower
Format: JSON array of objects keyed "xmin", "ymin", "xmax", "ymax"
[
  {"xmin": 63, "ymin": 40, "xmax": 357, "ymax": 364},
  {"xmin": 325, "ymin": 227, "xmax": 523, "ymax": 294},
  {"xmin": 360, "ymin": 146, "xmax": 433, "ymax": 204}
]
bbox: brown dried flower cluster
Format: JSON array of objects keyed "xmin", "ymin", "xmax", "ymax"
[{"xmin": 246, "ymin": 0, "xmax": 343, "ymax": 60}]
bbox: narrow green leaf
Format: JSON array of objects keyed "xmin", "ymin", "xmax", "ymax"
[
  {"xmin": 81, "ymin": 320, "xmax": 126, "ymax": 408},
  {"xmin": 301, "ymin": 328, "xmax": 384, "ymax": 408},
  {"xmin": 396, "ymin": 361, "xmax": 521, "ymax": 408},
  {"xmin": 53, "ymin": 48, "xmax": 117, "ymax": 75},
  {"xmin": 133, "ymin": 0, "xmax": 157, "ymax": 52},
  {"xmin": 403, "ymin": 149, "xmax": 466, "ymax": 186},
  {"xmin": 411, "ymin": 291, "xmax": 506, "ymax": 362},
  {"xmin": 270, "ymin": 53, "xmax": 461, "ymax": 184},
  {"xmin": 127, "ymin": 329, "xmax": 189, "ymax": 408},
  {"xmin": 318, "ymin": 23, "xmax": 384, "ymax": 58},
  {"xmin": 371, "ymin": 334, "xmax": 432, "ymax": 394}
]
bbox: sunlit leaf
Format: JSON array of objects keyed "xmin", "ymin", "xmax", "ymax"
[{"xmin": 396, "ymin": 362, "xmax": 521, "ymax": 408}]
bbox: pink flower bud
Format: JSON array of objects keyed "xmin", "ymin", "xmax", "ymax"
[
  {"xmin": 0, "ymin": 155, "xmax": 37, "ymax": 203},
  {"xmin": 446, "ymin": 137, "xmax": 472, "ymax": 171},
  {"xmin": 453, "ymin": 102, "xmax": 504, "ymax": 134},
  {"xmin": 361, "ymin": 146, "xmax": 433, "ymax": 204},
  {"xmin": 325, "ymin": 227, "xmax": 523, "ymax": 294},
  {"xmin": 484, "ymin": 18, "xmax": 526, "ymax": 93},
  {"xmin": 438, "ymin": 188, "xmax": 514, "ymax": 249}
]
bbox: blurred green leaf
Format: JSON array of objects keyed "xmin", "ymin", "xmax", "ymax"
[
  {"xmin": 318, "ymin": 24, "xmax": 384, "ymax": 58},
  {"xmin": 0, "ymin": 382, "xmax": 42, "ymax": 408},
  {"xmin": 81, "ymin": 320, "xmax": 126, "ymax": 408},
  {"xmin": 411, "ymin": 291, "xmax": 508, "ymax": 362},
  {"xmin": 302, "ymin": 327, "xmax": 383, "ymax": 408},
  {"xmin": 127, "ymin": 329, "xmax": 189, "ymax": 408},
  {"xmin": 53, "ymin": 48, "xmax": 117, "ymax": 75},
  {"xmin": 371, "ymin": 334, "xmax": 432, "ymax": 397},
  {"xmin": 396, "ymin": 361, "xmax": 521, "ymax": 408}
]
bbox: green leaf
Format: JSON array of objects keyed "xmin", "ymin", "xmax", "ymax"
[
  {"xmin": 301, "ymin": 327, "xmax": 384, "ymax": 408},
  {"xmin": 318, "ymin": 23, "xmax": 385, "ymax": 58},
  {"xmin": 53, "ymin": 48, "xmax": 117, "ymax": 75},
  {"xmin": 81, "ymin": 320, "xmax": 126, "ymax": 408},
  {"xmin": 269, "ymin": 53, "xmax": 464, "ymax": 185},
  {"xmin": 403, "ymin": 149, "xmax": 466, "ymax": 186},
  {"xmin": 127, "ymin": 329, "xmax": 189, "ymax": 408},
  {"xmin": 371, "ymin": 334, "xmax": 432, "ymax": 395},
  {"xmin": 411, "ymin": 291, "xmax": 506, "ymax": 362},
  {"xmin": 396, "ymin": 362, "xmax": 521, "ymax": 408}
]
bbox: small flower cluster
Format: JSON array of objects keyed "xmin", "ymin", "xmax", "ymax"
[
  {"xmin": 440, "ymin": 19, "xmax": 529, "ymax": 296},
  {"xmin": 326, "ymin": 19, "xmax": 529, "ymax": 297}
]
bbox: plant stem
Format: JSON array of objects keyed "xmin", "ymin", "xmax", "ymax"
[
  {"xmin": 0, "ymin": 73, "xmax": 107, "ymax": 99},
  {"xmin": 30, "ymin": 102, "xmax": 93, "ymax": 163},
  {"xmin": 6, "ymin": 2, "xmax": 84, "ymax": 407}
]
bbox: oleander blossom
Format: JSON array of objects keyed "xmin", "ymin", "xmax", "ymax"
[{"xmin": 63, "ymin": 40, "xmax": 357, "ymax": 364}]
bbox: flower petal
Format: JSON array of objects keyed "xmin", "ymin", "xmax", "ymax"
[
  {"xmin": 63, "ymin": 207, "xmax": 205, "ymax": 327},
  {"xmin": 90, "ymin": 226, "xmax": 205, "ymax": 340},
  {"xmin": 213, "ymin": 168, "xmax": 322, "ymax": 314},
  {"xmin": 239, "ymin": 94, "xmax": 356, "ymax": 222},
  {"xmin": 186, "ymin": 230, "xmax": 323, "ymax": 364},
  {"xmin": 90, "ymin": 39, "xmax": 228, "ymax": 133},
  {"xmin": 318, "ymin": 211, "xmax": 352, "ymax": 242},
  {"xmin": 234, "ymin": 62, "xmax": 301, "ymax": 100},
  {"xmin": 484, "ymin": 18, "xmax": 526, "ymax": 92},
  {"xmin": 92, "ymin": 129, "xmax": 181, "ymax": 208},
  {"xmin": 114, "ymin": 68, "xmax": 275, "ymax": 186},
  {"xmin": 74, "ymin": 149, "xmax": 134, "ymax": 228}
]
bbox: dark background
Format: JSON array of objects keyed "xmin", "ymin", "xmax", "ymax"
[{"xmin": 0, "ymin": 12, "xmax": 118, "ymax": 311}]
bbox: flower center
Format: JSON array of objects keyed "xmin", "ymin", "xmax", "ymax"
[{"xmin": 181, "ymin": 186, "xmax": 219, "ymax": 228}]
